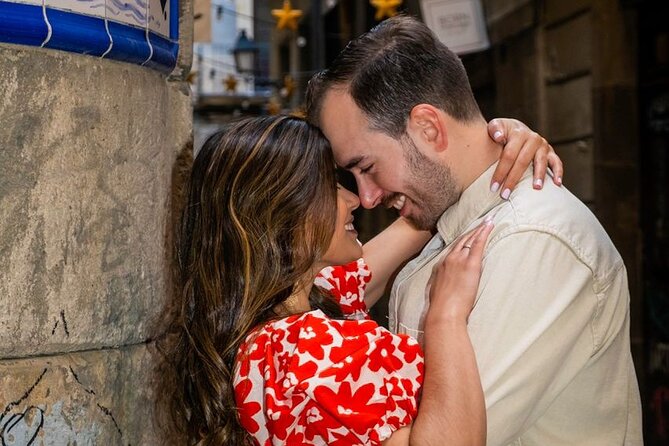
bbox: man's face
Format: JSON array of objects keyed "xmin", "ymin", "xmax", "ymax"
[{"xmin": 318, "ymin": 89, "xmax": 458, "ymax": 230}]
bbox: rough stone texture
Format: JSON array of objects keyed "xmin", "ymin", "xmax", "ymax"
[
  {"xmin": 545, "ymin": 75, "xmax": 593, "ymax": 142},
  {"xmin": 0, "ymin": 343, "xmax": 164, "ymax": 445},
  {"xmin": 0, "ymin": 21, "xmax": 192, "ymax": 441},
  {"xmin": 543, "ymin": 0, "xmax": 591, "ymax": 25},
  {"xmin": 545, "ymin": 12, "xmax": 592, "ymax": 82},
  {"xmin": 0, "ymin": 46, "xmax": 191, "ymax": 359},
  {"xmin": 493, "ymin": 30, "xmax": 541, "ymax": 131},
  {"xmin": 555, "ymin": 139, "xmax": 594, "ymax": 202}
]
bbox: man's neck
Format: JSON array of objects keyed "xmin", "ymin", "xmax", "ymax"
[{"xmin": 447, "ymin": 120, "xmax": 502, "ymax": 193}]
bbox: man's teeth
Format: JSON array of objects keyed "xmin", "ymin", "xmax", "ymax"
[
  {"xmin": 345, "ymin": 223, "xmax": 355, "ymax": 231},
  {"xmin": 392, "ymin": 195, "xmax": 406, "ymax": 210}
]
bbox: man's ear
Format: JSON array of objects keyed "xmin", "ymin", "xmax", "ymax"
[{"xmin": 407, "ymin": 104, "xmax": 447, "ymax": 153}]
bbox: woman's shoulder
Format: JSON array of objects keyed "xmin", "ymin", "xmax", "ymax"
[{"xmin": 315, "ymin": 258, "xmax": 372, "ymax": 318}]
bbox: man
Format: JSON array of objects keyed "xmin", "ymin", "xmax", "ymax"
[{"xmin": 305, "ymin": 15, "xmax": 642, "ymax": 446}]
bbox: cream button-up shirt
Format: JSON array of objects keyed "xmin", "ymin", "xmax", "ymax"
[{"xmin": 388, "ymin": 163, "xmax": 642, "ymax": 445}]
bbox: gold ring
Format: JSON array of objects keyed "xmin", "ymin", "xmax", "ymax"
[{"xmin": 463, "ymin": 244, "xmax": 472, "ymax": 249}]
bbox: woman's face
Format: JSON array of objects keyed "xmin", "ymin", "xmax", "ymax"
[{"xmin": 320, "ymin": 184, "xmax": 363, "ymax": 266}]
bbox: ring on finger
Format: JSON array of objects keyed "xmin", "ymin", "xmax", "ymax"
[{"xmin": 463, "ymin": 244, "xmax": 473, "ymax": 250}]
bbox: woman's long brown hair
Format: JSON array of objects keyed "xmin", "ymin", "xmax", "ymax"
[{"xmin": 160, "ymin": 115, "xmax": 341, "ymax": 445}]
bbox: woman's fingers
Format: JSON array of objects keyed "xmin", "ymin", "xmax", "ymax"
[
  {"xmin": 487, "ymin": 118, "xmax": 566, "ymax": 196},
  {"xmin": 548, "ymin": 150, "xmax": 564, "ymax": 186},
  {"xmin": 497, "ymin": 134, "xmax": 540, "ymax": 197},
  {"xmin": 467, "ymin": 220, "xmax": 494, "ymax": 261},
  {"xmin": 489, "ymin": 127, "xmax": 524, "ymax": 194}
]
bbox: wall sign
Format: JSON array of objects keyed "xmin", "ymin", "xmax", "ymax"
[
  {"xmin": 0, "ymin": 0, "xmax": 179, "ymax": 73},
  {"xmin": 419, "ymin": 0, "xmax": 489, "ymax": 55}
]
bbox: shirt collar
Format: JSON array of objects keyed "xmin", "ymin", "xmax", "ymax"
[{"xmin": 436, "ymin": 162, "xmax": 525, "ymax": 245}]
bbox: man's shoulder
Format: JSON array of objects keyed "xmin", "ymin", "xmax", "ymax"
[{"xmin": 489, "ymin": 178, "xmax": 624, "ymax": 281}]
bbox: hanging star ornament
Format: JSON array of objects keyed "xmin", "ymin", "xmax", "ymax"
[
  {"xmin": 370, "ymin": 0, "xmax": 402, "ymax": 21},
  {"xmin": 267, "ymin": 98, "xmax": 281, "ymax": 115},
  {"xmin": 272, "ymin": 0, "xmax": 303, "ymax": 31},
  {"xmin": 280, "ymin": 74, "xmax": 296, "ymax": 99},
  {"xmin": 224, "ymin": 74, "xmax": 237, "ymax": 92}
]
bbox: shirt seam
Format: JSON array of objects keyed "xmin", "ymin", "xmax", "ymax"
[{"xmin": 487, "ymin": 221, "xmax": 623, "ymax": 294}]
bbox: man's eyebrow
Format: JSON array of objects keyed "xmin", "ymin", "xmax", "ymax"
[{"xmin": 344, "ymin": 156, "xmax": 365, "ymax": 170}]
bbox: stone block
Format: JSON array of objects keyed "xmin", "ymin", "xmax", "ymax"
[
  {"xmin": 171, "ymin": 0, "xmax": 194, "ymax": 80},
  {"xmin": 555, "ymin": 139, "xmax": 594, "ymax": 202},
  {"xmin": 593, "ymin": 85, "xmax": 639, "ymax": 164},
  {"xmin": 544, "ymin": 0, "xmax": 591, "ymax": 25},
  {"xmin": 487, "ymin": 2, "xmax": 536, "ymax": 44},
  {"xmin": 0, "ymin": 46, "xmax": 192, "ymax": 359},
  {"xmin": 0, "ymin": 343, "xmax": 166, "ymax": 445},
  {"xmin": 484, "ymin": 0, "xmax": 532, "ymax": 24},
  {"xmin": 493, "ymin": 31, "xmax": 541, "ymax": 130},
  {"xmin": 545, "ymin": 12, "xmax": 592, "ymax": 82},
  {"xmin": 546, "ymin": 75, "xmax": 593, "ymax": 141}
]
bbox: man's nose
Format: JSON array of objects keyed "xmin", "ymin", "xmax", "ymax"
[{"xmin": 356, "ymin": 177, "xmax": 384, "ymax": 209}]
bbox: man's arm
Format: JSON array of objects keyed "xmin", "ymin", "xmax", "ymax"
[{"xmin": 471, "ymin": 231, "xmax": 599, "ymax": 445}]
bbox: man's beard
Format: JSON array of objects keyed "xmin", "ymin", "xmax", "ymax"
[{"xmin": 401, "ymin": 136, "xmax": 459, "ymax": 230}]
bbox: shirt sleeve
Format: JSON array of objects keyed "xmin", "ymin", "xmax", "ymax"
[
  {"xmin": 315, "ymin": 258, "xmax": 372, "ymax": 319},
  {"xmin": 285, "ymin": 314, "xmax": 423, "ymax": 445},
  {"xmin": 469, "ymin": 231, "xmax": 603, "ymax": 445}
]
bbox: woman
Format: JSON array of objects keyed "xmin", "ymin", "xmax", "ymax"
[{"xmin": 163, "ymin": 115, "xmax": 560, "ymax": 445}]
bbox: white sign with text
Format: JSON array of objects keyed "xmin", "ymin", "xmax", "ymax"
[{"xmin": 419, "ymin": 0, "xmax": 490, "ymax": 55}]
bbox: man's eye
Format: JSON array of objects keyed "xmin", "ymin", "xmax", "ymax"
[{"xmin": 360, "ymin": 164, "xmax": 373, "ymax": 174}]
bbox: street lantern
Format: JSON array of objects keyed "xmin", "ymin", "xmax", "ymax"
[{"xmin": 232, "ymin": 29, "xmax": 259, "ymax": 75}]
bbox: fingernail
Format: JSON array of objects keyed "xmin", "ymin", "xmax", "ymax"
[
  {"xmin": 484, "ymin": 215, "xmax": 494, "ymax": 224},
  {"xmin": 534, "ymin": 178, "xmax": 543, "ymax": 189},
  {"xmin": 557, "ymin": 176, "xmax": 563, "ymax": 185},
  {"xmin": 493, "ymin": 131, "xmax": 503, "ymax": 141},
  {"xmin": 490, "ymin": 182, "xmax": 500, "ymax": 193},
  {"xmin": 501, "ymin": 188, "xmax": 511, "ymax": 200}
]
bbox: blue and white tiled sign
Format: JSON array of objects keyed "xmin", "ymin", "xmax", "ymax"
[{"xmin": 0, "ymin": 0, "xmax": 179, "ymax": 73}]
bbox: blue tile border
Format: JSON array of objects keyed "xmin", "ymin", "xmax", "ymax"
[
  {"xmin": 0, "ymin": 2, "xmax": 49, "ymax": 47},
  {"xmin": 44, "ymin": 8, "xmax": 110, "ymax": 57},
  {"xmin": 0, "ymin": 1, "xmax": 178, "ymax": 74}
]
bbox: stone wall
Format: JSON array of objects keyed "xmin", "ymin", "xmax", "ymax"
[{"xmin": 0, "ymin": 3, "xmax": 193, "ymax": 444}]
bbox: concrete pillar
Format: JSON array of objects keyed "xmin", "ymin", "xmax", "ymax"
[{"xmin": 0, "ymin": 1, "xmax": 193, "ymax": 443}]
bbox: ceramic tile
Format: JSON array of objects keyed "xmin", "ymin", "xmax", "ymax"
[
  {"xmin": 106, "ymin": 0, "xmax": 147, "ymax": 29},
  {"xmin": 44, "ymin": 0, "xmax": 105, "ymax": 17},
  {"xmin": 147, "ymin": 0, "xmax": 169, "ymax": 38}
]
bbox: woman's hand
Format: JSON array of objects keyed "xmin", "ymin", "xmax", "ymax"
[
  {"xmin": 427, "ymin": 220, "xmax": 494, "ymax": 324},
  {"xmin": 487, "ymin": 118, "xmax": 564, "ymax": 198}
]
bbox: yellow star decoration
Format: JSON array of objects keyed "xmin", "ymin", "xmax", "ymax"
[
  {"xmin": 370, "ymin": 0, "xmax": 402, "ymax": 21},
  {"xmin": 224, "ymin": 74, "xmax": 237, "ymax": 92},
  {"xmin": 267, "ymin": 98, "xmax": 281, "ymax": 115},
  {"xmin": 271, "ymin": 0, "xmax": 303, "ymax": 31},
  {"xmin": 281, "ymin": 74, "xmax": 296, "ymax": 98}
]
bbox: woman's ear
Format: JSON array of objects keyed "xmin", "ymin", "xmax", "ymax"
[{"xmin": 407, "ymin": 104, "xmax": 447, "ymax": 153}]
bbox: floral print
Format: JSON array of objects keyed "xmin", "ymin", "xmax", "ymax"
[{"xmin": 234, "ymin": 259, "xmax": 424, "ymax": 445}]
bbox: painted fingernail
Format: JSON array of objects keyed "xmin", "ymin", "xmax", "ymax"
[
  {"xmin": 490, "ymin": 182, "xmax": 500, "ymax": 193},
  {"xmin": 557, "ymin": 176, "xmax": 563, "ymax": 185},
  {"xmin": 484, "ymin": 215, "xmax": 494, "ymax": 224},
  {"xmin": 493, "ymin": 131, "xmax": 503, "ymax": 141},
  {"xmin": 501, "ymin": 188, "xmax": 511, "ymax": 200},
  {"xmin": 534, "ymin": 178, "xmax": 543, "ymax": 189}
]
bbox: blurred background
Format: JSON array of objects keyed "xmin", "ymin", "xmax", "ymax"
[
  {"xmin": 0, "ymin": 0, "xmax": 665, "ymax": 443},
  {"xmin": 191, "ymin": 0, "xmax": 668, "ymax": 442}
]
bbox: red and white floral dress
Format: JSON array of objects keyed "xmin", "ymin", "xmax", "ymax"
[{"xmin": 233, "ymin": 259, "xmax": 425, "ymax": 445}]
